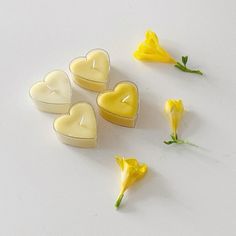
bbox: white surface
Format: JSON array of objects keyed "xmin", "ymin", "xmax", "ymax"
[{"xmin": 0, "ymin": 0, "xmax": 235, "ymax": 235}]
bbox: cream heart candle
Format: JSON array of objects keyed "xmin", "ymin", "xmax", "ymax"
[
  {"xmin": 69, "ymin": 49, "xmax": 110, "ymax": 92},
  {"xmin": 30, "ymin": 70, "xmax": 72, "ymax": 113},
  {"xmin": 54, "ymin": 102, "xmax": 97, "ymax": 148},
  {"xmin": 97, "ymin": 81, "xmax": 139, "ymax": 128}
]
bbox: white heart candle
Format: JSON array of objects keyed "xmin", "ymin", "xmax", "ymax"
[
  {"xmin": 54, "ymin": 102, "xmax": 97, "ymax": 148},
  {"xmin": 69, "ymin": 49, "xmax": 110, "ymax": 92},
  {"xmin": 30, "ymin": 70, "xmax": 72, "ymax": 113}
]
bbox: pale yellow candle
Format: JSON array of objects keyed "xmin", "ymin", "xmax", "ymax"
[
  {"xmin": 54, "ymin": 102, "xmax": 97, "ymax": 148},
  {"xmin": 69, "ymin": 49, "xmax": 110, "ymax": 92},
  {"xmin": 97, "ymin": 81, "xmax": 139, "ymax": 128},
  {"xmin": 30, "ymin": 70, "xmax": 72, "ymax": 113}
]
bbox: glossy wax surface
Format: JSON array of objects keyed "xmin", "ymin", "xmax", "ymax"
[
  {"xmin": 97, "ymin": 82, "xmax": 138, "ymax": 118},
  {"xmin": 70, "ymin": 49, "xmax": 110, "ymax": 83},
  {"xmin": 30, "ymin": 70, "xmax": 71, "ymax": 104},
  {"xmin": 54, "ymin": 103, "xmax": 97, "ymax": 139}
]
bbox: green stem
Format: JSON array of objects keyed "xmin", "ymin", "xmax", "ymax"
[
  {"xmin": 174, "ymin": 56, "xmax": 203, "ymax": 75},
  {"xmin": 115, "ymin": 193, "xmax": 124, "ymax": 209},
  {"xmin": 164, "ymin": 134, "xmax": 198, "ymax": 147},
  {"xmin": 174, "ymin": 64, "xmax": 203, "ymax": 75}
]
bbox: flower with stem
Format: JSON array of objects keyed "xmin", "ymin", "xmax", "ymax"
[
  {"xmin": 134, "ymin": 30, "xmax": 203, "ymax": 76},
  {"xmin": 164, "ymin": 99, "xmax": 197, "ymax": 146},
  {"xmin": 115, "ymin": 155, "xmax": 148, "ymax": 209}
]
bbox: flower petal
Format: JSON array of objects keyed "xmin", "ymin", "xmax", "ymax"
[
  {"xmin": 139, "ymin": 164, "xmax": 148, "ymax": 175},
  {"xmin": 165, "ymin": 99, "xmax": 184, "ymax": 135},
  {"xmin": 134, "ymin": 30, "xmax": 176, "ymax": 63},
  {"xmin": 124, "ymin": 158, "xmax": 139, "ymax": 167},
  {"xmin": 115, "ymin": 155, "xmax": 124, "ymax": 170}
]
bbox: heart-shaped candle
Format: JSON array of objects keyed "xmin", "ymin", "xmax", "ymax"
[
  {"xmin": 54, "ymin": 102, "xmax": 97, "ymax": 147},
  {"xmin": 30, "ymin": 70, "xmax": 72, "ymax": 113},
  {"xmin": 97, "ymin": 81, "xmax": 139, "ymax": 127},
  {"xmin": 69, "ymin": 49, "xmax": 110, "ymax": 92}
]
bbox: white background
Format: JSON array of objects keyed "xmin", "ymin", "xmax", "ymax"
[{"xmin": 0, "ymin": 0, "xmax": 235, "ymax": 235}]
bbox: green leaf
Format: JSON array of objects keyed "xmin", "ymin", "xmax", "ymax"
[
  {"xmin": 191, "ymin": 70, "xmax": 203, "ymax": 75},
  {"xmin": 182, "ymin": 56, "xmax": 188, "ymax": 66},
  {"xmin": 175, "ymin": 56, "xmax": 203, "ymax": 76},
  {"xmin": 164, "ymin": 140, "xmax": 175, "ymax": 145}
]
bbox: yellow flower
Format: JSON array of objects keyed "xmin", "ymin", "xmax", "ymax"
[
  {"xmin": 134, "ymin": 30, "xmax": 176, "ymax": 63},
  {"xmin": 164, "ymin": 99, "xmax": 197, "ymax": 146},
  {"xmin": 133, "ymin": 30, "xmax": 203, "ymax": 75},
  {"xmin": 115, "ymin": 155, "xmax": 148, "ymax": 208},
  {"xmin": 164, "ymin": 99, "xmax": 184, "ymax": 138}
]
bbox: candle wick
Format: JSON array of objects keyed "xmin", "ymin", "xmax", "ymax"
[
  {"xmin": 49, "ymin": 90, "xmax": 56, "ymax": 95},
  {"xmin": 46, "ymin": 85, "xmax": 57, "ymax": 94},
  {"xmin": 92, "ymin": 59, "xmax": 96, "ymax": 69},
  {"xmin": 121, "ymin": 95, "xmax": 130, "ymax": 103},
  {"xmin": 91, "ymin": 59, "xmax": 102, "ymax": 73},
  {"xmin": 79, "ymin": 116, "xmax": 85, "ymax": 127}
]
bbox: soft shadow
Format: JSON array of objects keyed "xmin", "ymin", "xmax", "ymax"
[
  {"xmin": 63, "ymin": 115, "xmax": 133, "ymax": 168},
  {"xmin": 163, "ymin": 144, "xmax": 220, "ymax": 164},
  {"xmin": 96, "ymin": 114, "xmax": 134, "ymax": 151},
  {"xmin": 136, "ymin": 97, "xmax": 164, "ymax": 131},
  {"xmin": 181, "ymin": 110, "xmax": 202, "ymax": 137},
  {"xmin": 165, "ymin": 43, "xmax": 182, "ymax": 60},
  {"xmin": 71, "ymin": 83, "xmax": 97, "ymax": 104},
  {"xmin": 71, "ymin": 85, "xmax": 84, "ymax": 104},
  {"xmin": 59, "ymin": 141, "xmax": 117, "ymax": 171},
  {"xmin": 140, "ymin": 61, "xmax": 174, "ymax": 75},
  {"xmin": 172, "ymin": 110, "xmax": 220, "ymax": 163},
  {"xmin": 109, "ymin": 67, "xmax": 132, "ymax": 88},
  {"xmin": 117, "ymin": 168, "xmax": 181, "ymax": 213},
  {"xmin": 135, "ymin": 97, "xmax": 169, "ymax": 147}
]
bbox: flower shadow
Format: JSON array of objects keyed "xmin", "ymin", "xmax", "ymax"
[
  {"xmin": 136, "ymin": 97, "xmax": 168, "ymax": 147},
  {"xmin": 181, "ymin": 110, "xmax": 202, "ymax": 138},
  {"xmin": 117, "ymin": 168, "xmax": 181, "ymax": 213}
]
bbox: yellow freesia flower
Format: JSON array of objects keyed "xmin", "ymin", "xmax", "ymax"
[
  {"xmin": 134, "ymin": 30, "xmax": 203, "ymax": 75},
  {"xmin": 165, "ymin": 99, "xmax": 184, "ymax": 138},
  {"xmin": 115, "ymin": 155, "xmax": 148, "ymax": 208},
  {"xmin": 133, "ymin": 30, "xmax": 176, "ymax": 63},
  {"xmin": 164, "ymin": 99, "xmax": 197, "ymax": 146}
]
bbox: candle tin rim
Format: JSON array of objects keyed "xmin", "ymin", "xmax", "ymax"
[
  {"xmin": 69, "ymin": 48, "xmax": 110, "ymax": 85},
  {"xmin": 96, "ymin": 80, "xmax": 140, "ymax": 120},
  {"xmin": 53, "ymin": 101, "xmax": 98, "ymax": 140},
  {"xmin": 29, "ymin": 69, "xmax": 72, "ymax": 105}
]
